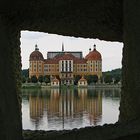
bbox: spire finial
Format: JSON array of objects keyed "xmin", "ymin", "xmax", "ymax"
[
  {"xmin": 35, "ymin": 44, "xmax": 39, "ymax": 51},
  {"xmin": 93, "ymin": 44, "xmax": 96, "ymax": 50},
  {"xmin": 62, "ymin": 42, "xmax": 64, "ymax": 52},
  {"xmin": 89, "ymin": 48, "xmax": 91, "ymax": 52}
]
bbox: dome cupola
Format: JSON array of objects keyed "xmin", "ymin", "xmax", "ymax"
[
  {"xmin": 85, "ymin": 44, "xmax": 102, "ymax": 60},
  {"xmin": 29, "ymin": 44, "xmax": 44, "ymax": 61}
]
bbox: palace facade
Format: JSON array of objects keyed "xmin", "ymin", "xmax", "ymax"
[{"xmin": 29, "ymin": 44, "xmax": 102, "ymax": 85}]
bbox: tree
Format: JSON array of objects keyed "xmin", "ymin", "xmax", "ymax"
[
  {"xmin": 100, "ymin": 76, "xmax": 104, "ymax": 83},
  {"xmin": 114, "ymin": 75, "xmax": 121, "ymax": 84},
  {"xmin": 21, "ymin": 69, "xmax": 29, "ymax": 78},
  {"xmin": 85, "ymin": 75, "xmax": 98, "ymax": 84},
  {"xmin": 92, "ymin": 75, "xmax": 98, "ymax": 83},
  {"xmin": 27, "ymin": 77, "xmax": 31, "ymax": 83},
  {"xmin": 104, "ymin": 74, "xmax": 113, "ymax": 84},
  {"xmin": 31, "ymin": 75, "xmax": 38, "ymax": 83},
  {"xmin": 22, "ymin": 76, "xmax": 26, "ymax": 83},
  {"xmin": 43, "ymin": 75, "xmax": 50, "ymax": 85},
  {"xmin": 102, "ymin": 68, "xmax": 122, "ymax": 83},
  {"xmin": 38, "ymin": 75, "xmax": 44, "ymax": 84},
  {"xmin": 85, "ymin": 75, "xmax": 91, "ymax": 84},
  {"xmin": 74, "ymin": 75, "xmax": 81, "ymax": 85}
]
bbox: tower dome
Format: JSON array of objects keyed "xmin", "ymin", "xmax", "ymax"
[
  {"xmin": 29, "ymin": 44, "xmax": 44, "ymax": 61},
  {"xmin": 85, "ymin": 45, "xmax": 102, "ymax": 60}
]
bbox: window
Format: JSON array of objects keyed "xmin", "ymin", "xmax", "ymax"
[
  {"xmin": 66, "ymin": 61, "xmax": 68, "ymax": 72},
  {"xmin": 69, "ymin": 62, "xmax": 71, "ymax": 69}
]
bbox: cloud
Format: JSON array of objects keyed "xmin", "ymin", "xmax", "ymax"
[{"xmin": 21, "ymin": 31, "xmax": 47, "ymax": 40}]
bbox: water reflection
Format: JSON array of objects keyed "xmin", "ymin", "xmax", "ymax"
[{"xmin": 22, "ymin": 88, "xmax": 120, "ymax": 130}]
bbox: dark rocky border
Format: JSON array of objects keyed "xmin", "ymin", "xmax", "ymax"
[{"xmin": 23, "ymin": 119, "xmax": 140, "ymax": 140}]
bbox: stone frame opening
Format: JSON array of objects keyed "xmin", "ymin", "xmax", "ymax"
[{"xmin": 21, "ymin": 31, "xmax": 122, "ymax": 131}]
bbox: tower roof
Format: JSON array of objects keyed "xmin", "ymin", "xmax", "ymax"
[
  {"xmin": 85, "ymin": 45, "xmax": 102, "ymax": 61},
  {"xmin": 29, "ymin": 44, "xmax": 44, "ymax": 61}
]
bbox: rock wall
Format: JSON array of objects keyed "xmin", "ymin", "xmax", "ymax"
[
  {"xmin": 119, "ymin": 0, "xmax": 140, "ymax": 122},
  {"xmin": 0, "ymin": 16, "xmax": 22, "ymax": 140},
  {"xmin": 0, "ymin": 0, "xmax": 123, "ymax": 41},
  {"xmin": 23, "ymin": 119, "xmax": 140, "ymax": 140}
]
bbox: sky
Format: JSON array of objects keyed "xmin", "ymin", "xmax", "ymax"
[{"xmin": 20, "ymin": 31, "xmax": 123, "ymax": 72}]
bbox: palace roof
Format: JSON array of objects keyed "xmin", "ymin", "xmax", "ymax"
[
  {"xmin": 44, "ymin": 53, "xmax": 87, "ymax": 64},
  {"xmin": 29, "ymin": 45, "xmax": 44, "ymax": 61},
  {"xmin": 85, "ymin": 47, "xmax": 102, "ymax": 61}
]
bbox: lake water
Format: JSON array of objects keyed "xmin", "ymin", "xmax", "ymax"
[{"xmin": 22, "ymin": 88, "xmax": 121, "ymax": 130}]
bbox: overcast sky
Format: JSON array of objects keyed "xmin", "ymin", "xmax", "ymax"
[{"xmin": 20, "ymin": 31, "xmax": 123, "ymax": 72}]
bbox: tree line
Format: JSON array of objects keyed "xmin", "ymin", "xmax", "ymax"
[
  {"xmin": 102, "ymin": 68, "xmax": 121, "ymax": 84},
  {"xmin": 21, "ymin": 68, "xmax": 121, "ymax": 85},
  {"xmin": 22, "ymin": 70, "xmax": 50, "ymax": 84}
]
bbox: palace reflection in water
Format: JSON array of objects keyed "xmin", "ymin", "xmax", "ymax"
[{"xmin": 22, "ymin": 88, "xmax": 120, "ymax": 130}]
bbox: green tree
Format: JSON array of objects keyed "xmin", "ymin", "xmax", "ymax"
[
  {"xmin": 38, "ymin": 75, "xmax": 44, "ymax": 84},
  {"xmin": 100, "ymin": 76, "xmax": 104, "ymax": 83},
  {"xmin": 85, "ymin": 75, "xmax": 91, "ymax": 84},
  {"xmin": 27, "ymin": 77, "xmax": 31, "ymax": 83},
  {"xmin": 85, "ymin": 75, "xmax": 98, "ymax": 84},
  {"xmin": 102, "ymin": 68, "xmax": 122, "ymax": 83},
  {"xmin": 21, "ymin": 69, "xmax": 29, "ymax": 78},
  {"xmin": 92, "ymin": 75, "xmax": 98, "ymax": 83},
  {"xmin": 74, "ymin": 75, "xmax": 81, "ymax": 85},
  {"xmin": 104, "ymin": 74, "xmax": 113, "ymax": 84},
  {"xmin": 31, "ymin": 75, "xmax": 38, "ymax": 83},
  {"xmin": 114, "ymin": 75, "xmax": 121, "ymax": 84},
  {"xmin": 22, "ymin": 76, "xmax": 26, "ymax": 83},
  {"xmin": 43, "ymin": 75, "xmax": 50, "ymax": 85}
]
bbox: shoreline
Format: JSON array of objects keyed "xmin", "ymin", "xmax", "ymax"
[{"xmin": 22, "ymin": 83, "xmax": 121, "ymax": 89}]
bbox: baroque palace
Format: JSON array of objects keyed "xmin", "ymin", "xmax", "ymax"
[{"xmin": 29, "ymin": 44, "xmax": 102, "ymax": 85}]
